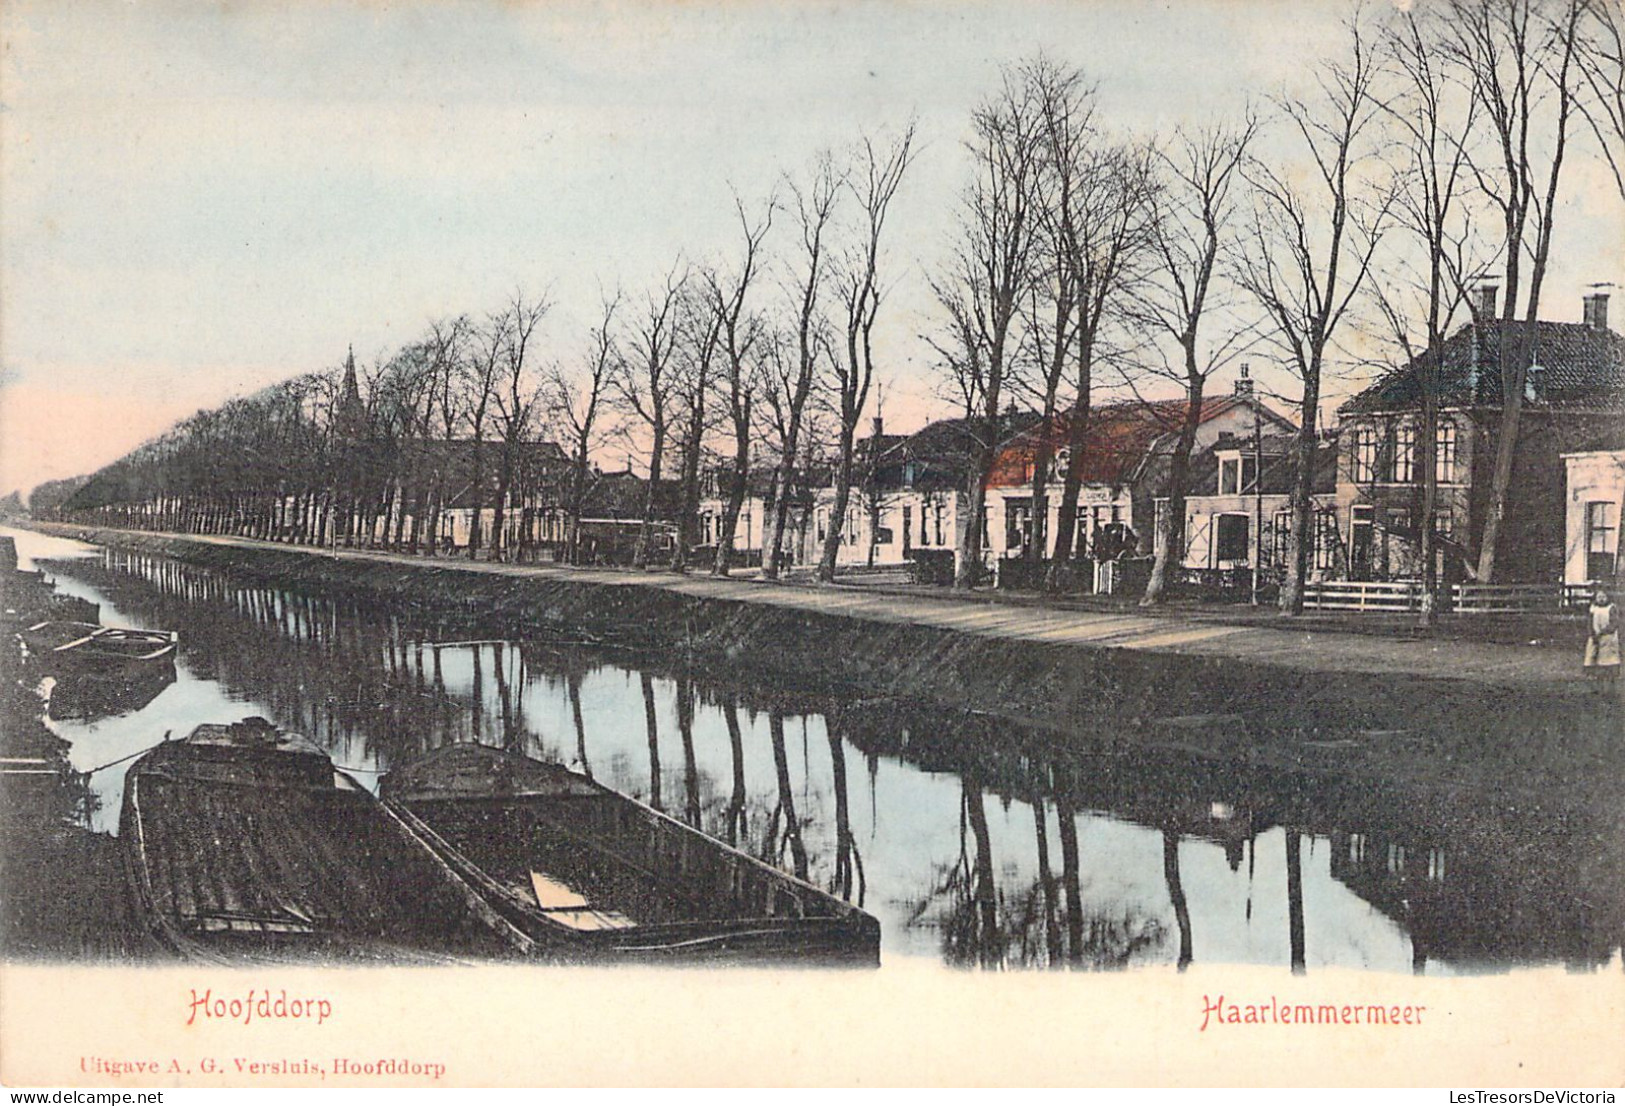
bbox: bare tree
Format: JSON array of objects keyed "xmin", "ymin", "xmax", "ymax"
[
  {"xmin": 421, "ymin": 316, "xmax": 472, "ymax": 554},
  {"xmin": 1139, "ymin": 117, "xmax": 1260, "ymax": 605},
  {"xmin": 1045, "ymin": 140, "xmax": 1161, "ymax": 588},
  {"xmin": 818, "ymin": 123, "xmax": 916, "ymax": 583},
  {"xmin": 461, "ymin": 316, "xmax": 506, "ymax": 559},
  {"xmin": 1579, "ymin": 0, "xmax": 1625, "ymax": 198},
  {"xmin": 707, "ymin": 193, "xmax": 775, "ymax": 576},
  {"xmin": 932, "ymin": 65, "xmax": 1044, "ymax": 590},
  {"xmin": 1021, "ymin": 59, "xmax": 1097, "ymax": 570},
  {"xmin": 489, "ymin": 291, "xmax": 551, "ymax": 562},
  {"xmin": 1370, "ymin": 5, "xmax": 1487, "ymax": 622},
  {"xmin": 764, "ymin": 152, "xmax": 843, "ymax": 580},
  {"xmin": 1237, "ymin": 15, "xmax": 1393, "ymax": 613},
  {"xmin": 669, "ymin": 282, "xmax": 724, "ymax": 571},
  {"xmin": 1443, "ymin": 0, "xmax": 1588, "ymax": 582},
  {"xmin": 548, "ymin": 291, "xmax": 620, "ymax": 565},
  {"xmin": 616, "ymin": 264, "xmax": 687, "ymax": 569}
]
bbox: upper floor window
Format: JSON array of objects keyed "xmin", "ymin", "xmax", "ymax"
[
  {"xmin": 1435, "ymin": 422, "xmax": 1457, "ymax": 484},
  {"xmin": 1218, "ymin": 455, "xmax": 1259, "ymax": 496},
  {"xmin": 1391, "ymin": 423, "xmax": 1416, "ymax": 484},
  {"xmin": 1353, "ymin": 426, "xmax": 1379, "ymax": 483}
]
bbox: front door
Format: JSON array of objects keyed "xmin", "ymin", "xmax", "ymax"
[{"xmin": 1350, "ymin": 505, "xmax": 1374, "ymax": 580}]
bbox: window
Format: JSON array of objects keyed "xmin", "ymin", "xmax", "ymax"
[
  {"xmin": 1587, "ymin": 501, "xmax": 1618, "ymax": 581},
  {"xmin": 1314, "ymin": 508, "xmax": 1340, "ymax": 571},
  {"xmin": 1435, "ymin": 422, "xmax": 1457, "ymax": 483},
  {"xmin": 918, "ymin": 504, "xmax": 928, "ymax": 547},
  {"xmin": 1219, "ymin": 455, "xmax": 1259, "ymax": 495},
  {"xmin": 1215, "ymin": 514, "xmax": 1250, "ymax": 564},
  {"xmin": 1273, "ymin": 508, "xmax": 1293, "ymax": 567},
  {"xmin": 1353, "ymin": 426, "xmax": 1379, "ymax": 483},
  {"xmin": 1434, "ymin": 507, "xmax": 1455, "ymax": 540},
  {"xmin": 1386, "ymin": 508, "xmax": 1411, "ymax": 533},
  {"xmin": 1392, "ymin": 423, "xmax": 1415, "ymax": 483},
  {"xmin": 1004, "ymin": 500, "xmax": 1031, "ymax": 553}
]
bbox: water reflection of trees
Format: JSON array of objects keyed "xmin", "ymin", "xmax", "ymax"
[
  {"xmin": 50, "ymin": 549, "xmax": 1625, "ymax": 973},
  {"xmin": 906, "ymin": 778, "xmax": 1167, "ymax": 970}
]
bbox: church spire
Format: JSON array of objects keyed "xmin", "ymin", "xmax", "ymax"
[{"xmin": 336, "ymin": 343, "xmax": 367, "ymax": 438}]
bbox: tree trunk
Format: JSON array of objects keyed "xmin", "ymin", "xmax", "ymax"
[
  {"xmin": 817, "ymin": 422, "xmax": 857, "ymax": 582},
  {"xmin": 566, "ymin": 444, "xmax": 590, "ymax": 565},
  {"xmin": 1278, "ymin": 376, "xmax": 1320, "ymax": 615},
  {"xmin": 633, "ymin": 418, "xmax": 666, "ymax": 569},
  {"xmin": 955, "ymin": 470, "xmax": 989, "ymax": 589},
  {"xmin": 671, "ymin": 406, "xmax": 705, "ymax": 572},
  {"xmin": 1142, "ymin": 370, "xmax": 1205, "ymax": 605},
  {"xmin": 713, "ymin": 405, "xmax": 750, "ymax": 577}
]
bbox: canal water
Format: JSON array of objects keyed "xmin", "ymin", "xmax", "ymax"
[{"xmin": 8, "ymin": 526, "xmax": 1621, "ymax": 974}]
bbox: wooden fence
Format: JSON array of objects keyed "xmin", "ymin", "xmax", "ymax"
[
  {"xmin": 1302, "ymin": 580, "xmax": 1595, "ymax": 614},
  {"xmin": 1302, "ymin": 580, "xmax": 1425, "ymax": 612}
]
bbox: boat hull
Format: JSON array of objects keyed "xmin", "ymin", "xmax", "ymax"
[
  {"xmin": 120, "ymin": 722, "xmax": 529, "ymax": 965},
  {"xmin": 383, "ymin": 744, "xmax": 881, "ymax": 966}
]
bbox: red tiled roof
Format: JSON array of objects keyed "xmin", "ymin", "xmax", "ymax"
[{"xmin": 987, "ymin": 396, "xmax": 1262, "ymax": 489}]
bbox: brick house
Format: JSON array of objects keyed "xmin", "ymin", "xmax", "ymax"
[{"xmin": 1335, "ymin": 291, "xmax": 1625, "ymax": 583}]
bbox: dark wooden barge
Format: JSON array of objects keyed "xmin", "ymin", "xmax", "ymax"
[
  {"xmin": 120, "ymin": 719, "xmax": 529, "ymax": 964},
  {"xmin": 381, "ymin": 743, "xmax": 881, "ymax": 966}
]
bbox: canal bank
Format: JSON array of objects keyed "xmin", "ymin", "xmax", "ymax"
[{"xmin": 26, "ymin": 524, "xmax": 1623, "ymax": 806}]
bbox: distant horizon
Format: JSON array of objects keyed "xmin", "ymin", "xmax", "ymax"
[{"xmin": 4, "ymin": 0, "xmax": 1622, "ymax": 499}]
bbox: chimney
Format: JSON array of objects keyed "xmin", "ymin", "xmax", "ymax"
[
  {"xmin": 1476, "ymin": 283, "xmax": 1499, "ymax": 320},
  {"xmin": 1234, "ymin": 362, "xmax": 1255, "ymax": 396},
  {"xmin": 871, "ymin": 415, "xmax": 883, "ymax": 440},
  {"xmin": 1584, "ymin": 288, "xmax": 1611, "ymax": 330}
]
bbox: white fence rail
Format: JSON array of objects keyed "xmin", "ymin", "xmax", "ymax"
[
  {"xmin": 1302, "ymin": 581, "xmax": 1424, "ymax": 612},
  {"xmin": 1303, "ymin": 580, "xmax": 1594, "ymax": 614},
  {"xmin": 1452, "ymin": 583, "xmax": 1593, "ymax": 613}
]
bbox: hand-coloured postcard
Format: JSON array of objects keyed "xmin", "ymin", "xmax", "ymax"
[{"xmin": 2, "ymin": 0, "xmax": 1622, "ymax": 1090}]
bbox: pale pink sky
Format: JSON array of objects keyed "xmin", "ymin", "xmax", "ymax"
[{"xmin": 3, "ymin": 0, "xmax": 1621, "ymax": 498}]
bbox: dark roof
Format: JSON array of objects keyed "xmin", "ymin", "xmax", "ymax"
[
  {"xmin": 577, "ymin": 469, "xmax": 681, "ymax": 521},
  {"xmin": 877, "ymin": 413, "xmax": 1045, "ymax": 489},
  {"xmin": 1187, "ymin": 433, "xmax": 1338, "ymax": 497},
  {"xmin": 1341, "ymin": 320, "xmax": 1625, "ymax": 415}
]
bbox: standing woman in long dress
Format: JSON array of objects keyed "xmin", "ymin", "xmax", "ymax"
[{"xmin": 1584, "ymin": 589, "xmax": 1620, "ymax": 687}]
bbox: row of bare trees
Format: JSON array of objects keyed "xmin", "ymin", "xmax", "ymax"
[
  {"xmin": 926, "ymin": 0, "xmax": 1620, "ymax": 613},
  {"xmin": 59, "ymin": 127, "xmax": 921, "ymax": 579},
  {"xmin": 539, "ymin": 127, "xmax": 919, "ymax": 579}
]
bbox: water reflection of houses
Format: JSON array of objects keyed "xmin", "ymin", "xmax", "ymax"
[{"xmin": 832, "ymin": 703, "xmax": 1621, "ymax": 973}]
